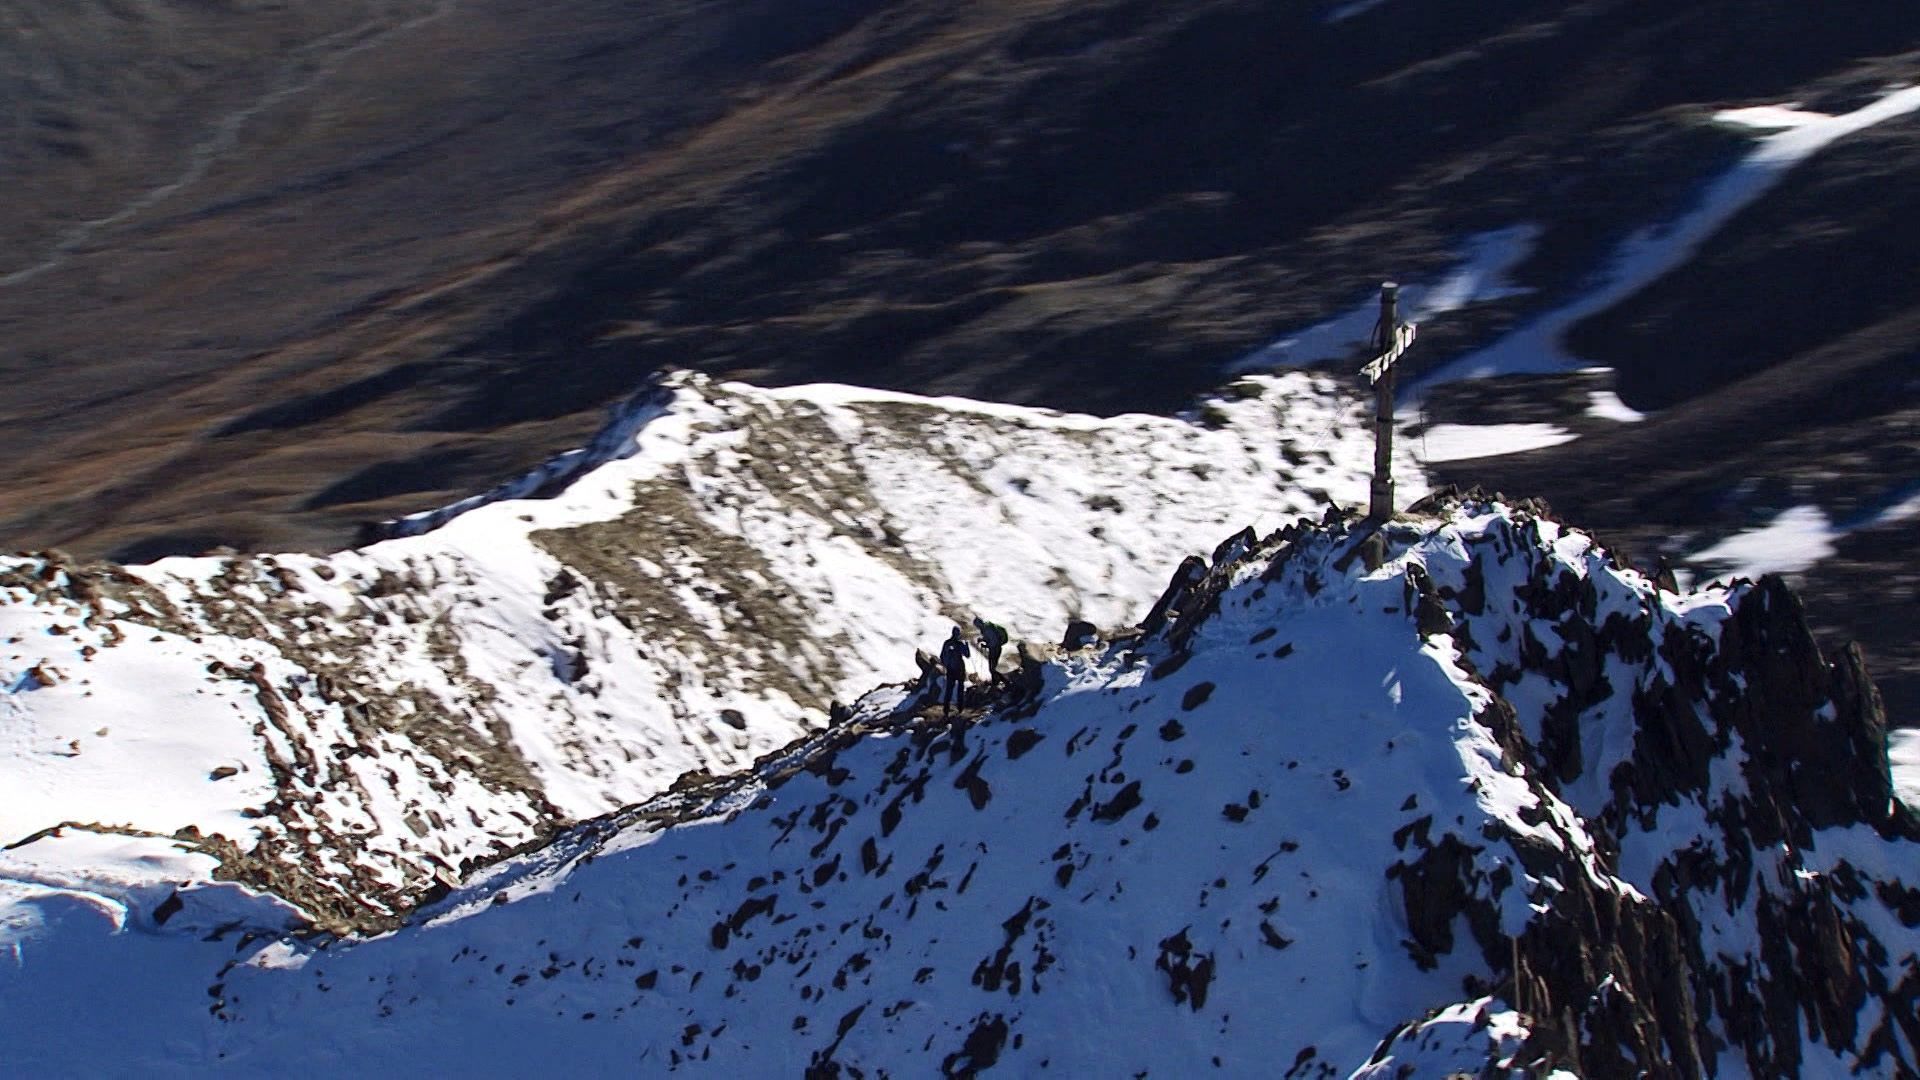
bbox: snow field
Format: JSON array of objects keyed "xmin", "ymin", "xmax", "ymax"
[{"xmin": 0, "ymin": 371, "xmax": 1412, "ymax": 929}]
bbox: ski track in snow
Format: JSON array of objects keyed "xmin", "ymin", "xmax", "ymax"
[{"xmin": 0, "ymin": 0, "xmax": 462, "ymax": 288}]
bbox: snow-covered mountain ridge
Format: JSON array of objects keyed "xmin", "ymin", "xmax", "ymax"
[
  {"xmin": 4, "ymin": 496, "xmax": 1911, "ymax": 1076},
  {"xmin": 0, "ymin": 370, "xmax": 1415, "ymax": 930}
]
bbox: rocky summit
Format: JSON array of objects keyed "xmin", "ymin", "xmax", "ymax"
[
  {"xmin": 4, "ymin": 493, "xmax": 1914, "ymax": 1076},
  {"xmin": 3, "ymin": 4, "xmax": 1917, "ymax": 1074}
]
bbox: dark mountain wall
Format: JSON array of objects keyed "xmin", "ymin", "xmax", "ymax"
[{"xmin": 0, "ymin": 0, "xmax": 1914, "ymax": 558}]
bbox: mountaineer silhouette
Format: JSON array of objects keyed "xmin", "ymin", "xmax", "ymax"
[
  {"xmin": 973, "ymin": 616, "xmax": 1008, "ymax": 688},
  {"xmin": 1011, "ymin": 641, "xmax": 1045, "ymax": 705},
  {"xmin": 939, "ymin": 626, "xmax": 971, "ymax": 716}
]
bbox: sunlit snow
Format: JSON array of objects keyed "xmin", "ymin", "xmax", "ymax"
[
  {"xmin": 1689, "ymin": 488, "xmax": 1920, "ymax": 583},
  {"xmin": 1892, "ymin": 730, "xmax": 1920, "ymax": 809},
  {"xmin": 1413, "ymin": 422, "xmax": 1578, "ymax": 464},
  {"xmin": 1585, "ymin": 389, "xmax": 1646, "ymax": 423},
  {"xmin": 0, "ymin": 371, "xmax": 1422, "ymax": 923},
  {"xmin": 1689, "ymin": 505, "xmax": 1837, "ymax": 579}
]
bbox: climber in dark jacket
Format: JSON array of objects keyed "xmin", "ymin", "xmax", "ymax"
[
  {"xmin": 972, "ymin": 616, "xmax": 1008, "ymax": 688},
  {"xmin": 940, "ymin": 626, "xmax": 971, "ymax": 716}
]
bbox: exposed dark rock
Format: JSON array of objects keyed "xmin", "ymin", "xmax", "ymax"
[
  {"xmin": 151, "ymin": 892, "xmax": 184, "ymax": 926},
  {"xmin": 1387, "ymin": 493, "xmax": 1919, "ymax": 1075},
  {"xmin": 1089, "ymin": 780, "xmax": 1143, "ymax": 823},
  {"xmin": 1060, "ymin": 620, "xmax": 1099, "ymax": 651},
  {"xmin": 1154, "ymin": 928, "xmax": 1215, "ymax": 1012},
  {"xmin": 1180, "ymin": 682, "xmax": 1214, "ymax": 711},
  {"xmin": 940, "ymin": 1013, "xmax": 1009, "ymax": 1079}
]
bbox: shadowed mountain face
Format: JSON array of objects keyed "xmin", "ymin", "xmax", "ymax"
[
  {"xmin": 4, "ymin": 501, "xmax": 1916, "ymax": 1074},
  {"xmin": 0, "ymin": 2, "xmax": 1915, "ymax": 700}
]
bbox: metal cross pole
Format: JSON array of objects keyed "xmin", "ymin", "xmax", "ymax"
[{"xmin": 1361, "ymin": 282, "xmax": 1415, "ymax": 522}]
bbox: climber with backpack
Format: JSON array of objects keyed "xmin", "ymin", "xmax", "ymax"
[{"xmin": 972, "ymin": 616, "xmax": 1008, "ymax": 688}]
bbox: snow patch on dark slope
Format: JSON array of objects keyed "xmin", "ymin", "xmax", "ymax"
[
  {"xmin": 5, "ymin": 497, "xmax": 1912, "ymax": 1077},
  {"xmin": 1413, "ymin": 86, "xmax": 1920, "ymax": 386}
]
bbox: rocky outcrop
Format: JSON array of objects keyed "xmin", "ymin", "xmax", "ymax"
[
  {"xmin": 1125, "ymin": 493, "xmax": 1914, "ymax": 1075},
  {"xmin": 1378, "ymin": 492, "xmax": 1917, "ymax": 1076}
]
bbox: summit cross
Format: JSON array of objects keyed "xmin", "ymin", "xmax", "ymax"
[{"xmin": 1362, "ymin": 282, "xmax": 1416, "ymax": 522}]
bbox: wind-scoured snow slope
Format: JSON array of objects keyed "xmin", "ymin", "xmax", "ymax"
[
  {"xmin": 0, "ymin": 370, "xmax": 1413, "ymax": 930},
  {"xmin": 1418, "ymin": 85, "xmax": 1920, "ymax": 387},
  {"xmin": 3, "ymin": 499, "xmax": 1911, "ymax": 1076}
]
